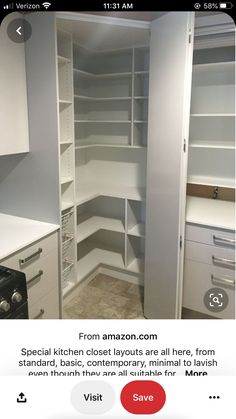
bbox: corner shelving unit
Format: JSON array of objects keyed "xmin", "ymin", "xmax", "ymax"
[
  {"xmin": 73, "ymin": 43, "xmax": 149, "ymax": 289},
  {"xmin": 56, "ymin": 19, "xmax": 149, "ymax": 298}
]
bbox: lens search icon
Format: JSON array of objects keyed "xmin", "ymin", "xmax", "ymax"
[{"xmin": 204, "ymin": 288, "xmax": 229, "ymax": 312}]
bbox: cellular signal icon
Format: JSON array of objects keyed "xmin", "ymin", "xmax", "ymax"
[{"xmin": 3, "ymin": 3, "xmax": 14, "ymax": 8}]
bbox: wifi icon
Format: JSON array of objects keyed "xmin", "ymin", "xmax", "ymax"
[{"xmin": 42, "ymin": 2, "xmax": 51, "ymax": 9}]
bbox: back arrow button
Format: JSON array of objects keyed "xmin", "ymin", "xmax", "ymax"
[{"xmin": 16, "ymin": 26, "xmax": 22, "ymax": 36}]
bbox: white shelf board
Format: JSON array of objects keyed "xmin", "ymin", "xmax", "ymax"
[
  {"xmin": 127, "ymin": 258, "xmax": 144, "ymax": 274},
  {"xmin": 128, "ymin": 223, "xmax": 145, "ymax": 237},
  {"xmin": 73, "ymin": 68, "xmax": 132, "ymax": 78},
  {"xmin": 62, "ymin": 281, "xmax": 75, "ymax": 297},
  {"xmin": 74, "ymin": 95, "xmax": 131, "ymax": 101},
  {"xmin": 76, "ymin": 184, "xmax": 145, "ymax": 206},
  {"xmin": 134, "ymin": 71, "xmax": 149, "ymax": 75},
  {"xmin": 60, "ymin": 176, "xmax": 74, "ymax": 185},
  {"xmin": 186, "ymin": 196, "xmax": 235, "ymax": 230},
  {"xmin": 59, "ymin": 100, "xmax": 72, "ymax": 105},
  {"xmin": 74, "ymin": 120, "xmax": 131, "ymax": 123},
  {"xmin": 74, "ymin": 142, "xmax": 146, "ymax": 150},
  {"xmin": 134, "ymin": 96, "xmax": 148, "ymax": 100},
  {"xmin": 187, "ymin": 175, "xmax": 235, "ymax": 188},
  {"xmin": 77, "ymin": 216, "xmax": 125, "ymax": 243},
  {"xmin": 134, "ymin": 120, "xmax": 148, "ymax": 123},
  {"xmin": 193, "ymin": 61, "xmax": 234, "ymax": 73},
  {"xmin": 58, "ymin": 55, "xmax": 71, "ymax": 64},
  {"xmin": 60, "ymin": 141, "xmax": 73, "ymax": 146},
  {"xmin": 189, "ymin": 141, "xmax": 235, "ymax": 150},
  {"xmin": 61, "ymin": 202, "xmax": 74, "ymax": 211},
  {"xmin": 77, "ymin": 249, "xmax": 143, "ymax": 282},
  {"xmin": 77, "ymin": 248, "xmax": 125, "ymax": 282},
  {"xmin": 190, "ymin": 113, "xmax": 235, "ymax": 117}
]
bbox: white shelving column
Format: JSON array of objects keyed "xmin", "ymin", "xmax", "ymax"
[
  {"xmin": 188, "ymin": 30, "xmax": 235, "ymax": 189},
  {"xmin": 57, "ymin": 30, "xmax": 77, "ymax": 295}
]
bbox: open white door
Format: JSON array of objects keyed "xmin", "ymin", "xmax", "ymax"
[{"xmin": 144, "ymin": 12, "xmax": 194, "ymax": 319}]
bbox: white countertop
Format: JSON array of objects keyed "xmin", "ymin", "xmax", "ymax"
[
  {"xmin": 186, "ymin": 196, "xmax": 235, "ymax": 231},
  {"xmin": 0, "ymin": 213, "xmax": 59, "ymax": 261}
]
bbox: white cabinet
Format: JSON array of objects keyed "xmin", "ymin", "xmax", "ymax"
[
  {"xmin": 183, "ymin": 220, "xmax": 235, "ymax": 319},
  {"xmin": 1, "ymin": 232, "xmax": 60, "ymax": 319},
  {"xmin": 0, "ymin": 13, "xmax": 29, "ymax": 156}
]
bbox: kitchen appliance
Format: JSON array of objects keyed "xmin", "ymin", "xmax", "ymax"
[{"xmin": 0, "ymin": 266, "xmax": 28, "ymax": 319}]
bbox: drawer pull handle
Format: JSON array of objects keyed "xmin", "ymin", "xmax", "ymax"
[
  {"xmin": 19, "ymin": 248, "xmax": 42, "ymax": 267},
  {"xmin": 211, "ymin": 274, "xmax": 235, "ymax": 288},
  {"xmin": 27, "ymin": 270, "xmax": 43, "ymax": 287},
  {"xmin": 213, "ymin": 235, "xmax": 235, "ymax": 246},
  {"xmin": 33, "ymin": 309, "xmax": 45, "ymax": 319},
  {"xmin": 212, "ymin": 256, "xmax": 235, "ymax": 267}
]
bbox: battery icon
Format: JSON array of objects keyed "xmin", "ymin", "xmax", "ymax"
[{"xmin": 219, "ymin": 2, "xmax": 233, "ymax": 8}]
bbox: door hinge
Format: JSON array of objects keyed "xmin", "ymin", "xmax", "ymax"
[
  {"xmin": 180, "ymin": 235, "xmax": 183, "ymax": 249},
  {"xmin": 183, "ymin": 139, "xmax": 186, "ymax": 152},
  {"xmin": 188, "ymin": 31, "xmax": 192, "ymax": 43}
]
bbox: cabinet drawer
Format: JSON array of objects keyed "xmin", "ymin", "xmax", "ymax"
[
  {"xmin": 1, "ymin": 233, "xmax": 58, "ymax": 271},
  {"xmin": 29, "ymin": 288, "xmax": 60, "ymax": 319},
  {"xmin": 185, "ymin": 240, "xmax": 235, "ymax": 269},
  {"xmin": 185, "ymin": 224, "xmax": 235, "ymax": 248},
  {"xmin": 26, "ymin": 249, "xmax": 59, "ymax": 306},
  {"xmin": 183, "ymin": 260, "xmax": 235, "ymax": 319}
]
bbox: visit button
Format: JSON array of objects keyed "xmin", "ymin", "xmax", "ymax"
[{"xmin": 120, "ymin": 380, "xmax": 166, "ymax": 414}]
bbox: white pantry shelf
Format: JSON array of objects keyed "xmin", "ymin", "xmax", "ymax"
[
  {"xmin": 59, "ymin": 100, "xmax": 72, "ymax": 105},
  {"xmin": 74, "ymin": 142, "xmax": 146, "ymax": 150},
  {"xmin": 127, "ymin": 257, "xmax": 144, "ymax": 274},
  {"xmin": 60, "ymin": 176, "xmax": 74, "ymax": 185},
  {"xmin": 190, "ymin": 113, "xmax": 235, "ymax": 117},
  {"xmin": 186, "ymin": 196, "xmax": 235, "ymax": 230},
  {"xmin": 187, "ymin": 175, "xmax": 235, "ymax": 188},
  {"xmin": 134, "ymin": 71, "xmax": 149, "ymax": 75},
  {"xmin": 77, "ymin": 248, "xmax": 143, "ymax": 282},
  {"xmin": 189, "ymin": 141, "xmax": 235, "ymax": 150},
  {"xmin": 74, "ymin": 120, "xmax": 131, "ymax": 123},
  {"xmin": 77, "ymin": 216, "xmax": 125, "ymax": 243},
  {"xmin": 61, "ymin": 202, "xmax": 74, "ymax": 212},
  {"xmin": 193, "ymin": 61, "xmax": 234, "ymax": 73},
  {"xmin": 128, "ymin": 223, "xmax": 145, "ymax": 237},
  {"xmin": 76, "ymin": 184, "xmax": 146, "ymax": 206},
  {"xmin": 77, "ymin": 248, "xmax": 125, "ymax": 282},
  {"xmin": 74, "ymin": 95, "xmax": 131, "ymax": 101},
  {"xmin": 60, "ymin": 141, "xmax": 73, "ymax": 146},
  {"xmin": 58, "ymin": 55, "xmax": 71, "ymax": 64},
  {"xmin": 73, "ymin": 68, "xmax": 132, "ymax": 78}
]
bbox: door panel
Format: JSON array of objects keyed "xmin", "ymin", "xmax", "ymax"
[{"xmin": 144, "ymin": 12, "xmax": 194, "ymax": 319}]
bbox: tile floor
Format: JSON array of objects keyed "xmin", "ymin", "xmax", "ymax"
[
  {"xmin": 63, "ymin": 273, "xmax": 215, "ymax": 320},
  {"xmin": 63, "ymin": 274, "xmax": 145, "ymax": 319}
]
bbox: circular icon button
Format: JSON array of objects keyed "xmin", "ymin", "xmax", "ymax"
[
  {"xmin": 7, "ymin": 18, "xmax": 32, "ymax": 43},
  {"xmin": 204, "ymin": 287, "xmax": 229, "ymax": 312},
  {"xmin": 120, "ymin": 380, "xmax": 166, "ymax": 414},
  {"xmin": 71, "ymin": 381, "xmax": 115, "ymax": 415}
]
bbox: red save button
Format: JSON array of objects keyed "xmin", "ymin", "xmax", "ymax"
[{"xmin": 120, "ymin": 380, "xmax": 166, "ymax": 414}]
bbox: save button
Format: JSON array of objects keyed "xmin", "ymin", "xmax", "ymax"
[{"xmin": 120, "ymin": 380, "xmax": 166, "ymax": 414}]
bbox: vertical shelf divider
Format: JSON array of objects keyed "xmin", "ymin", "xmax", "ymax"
[{"xmin": 131, "ymin": 48, "xmax": 135, "ymax": 147}]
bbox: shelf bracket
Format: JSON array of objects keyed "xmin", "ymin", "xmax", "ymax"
[
  {"xmin": 183, "ymin": 139, "xmax": 186, "ymax": 152},
  {"xmin": 179, "ymin": 235, "xmax": 183, "ymax": 249}
]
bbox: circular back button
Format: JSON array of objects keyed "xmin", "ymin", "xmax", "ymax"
[
  {"xmin": 7, "ymin": 18, "xmax": 32, "ymax": 43},
  {"xmin": 120, "ymin": 380, "xmax": 166, "ymax": 414}
]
